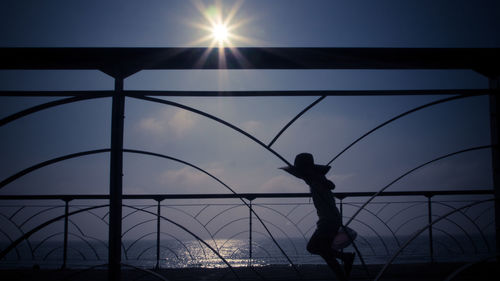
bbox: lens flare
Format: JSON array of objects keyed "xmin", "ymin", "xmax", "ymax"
[
  {"xmin": 212, "ymin": 23, "xmax": 228, "ymax": 42},
  {"xmin": 189, "ymin": 0, "xmax": 258, "ymax": 48}
]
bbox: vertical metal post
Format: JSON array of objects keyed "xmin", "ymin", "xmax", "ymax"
[
  {"xmin": 339, "ymin": 199, "xmax": 344, "ymax": 257},
  {"xmin": 61, "ymin": 199, "xmax": 70, "ymax": 269},
  {"xmin": 489, "ymin": 77, "xmax": 500, "ymax": 260},
  {"xmin": 248, "ymin": 200, "xmax": 253, "ymax": 267},
  {"xmin": 339, "ymin": 198, "xmax": 343, "ymax": 220},
  {"xmin": 155, "ymin": 199, "xmax": 161, "ymax": 270},
  {"xmin": 109, "ymin": 78, "xmax": 125, "ymax": 281},
  {"xmin": 427, "ymin": 195, "xmax": 434, "ymax": 263}
]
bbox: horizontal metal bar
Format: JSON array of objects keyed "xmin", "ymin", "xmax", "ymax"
[
  {"xmin": 124, "ymin": 89, "xmax": 495, "ymax": 97},
  {"xmin": 0, "ymin": 189, "xmax": 492, "ymax": 201},
  {"xmin": 2, "ymin": 89, "xmax": 494, "ymax": 98},
  {"xmin": 0, "ymin": 90, "xmax": 114, "ymax": 97},
  {"xmin": 1, "ymin": 48, "xmax": 498, "ymax": 76}
]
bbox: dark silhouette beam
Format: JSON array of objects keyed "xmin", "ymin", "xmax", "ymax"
[{"xmin": 0, "ymin": 48, "xmax": 498, "ymax": 78}]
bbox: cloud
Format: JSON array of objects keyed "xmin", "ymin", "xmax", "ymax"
[
  {"xmin": 138, "ymin": 109, "xmax": 196, "ymax": 139},
  {"xmin": 158, "ymin": 164, "xmax": 225, "ymax": 192},
  {"xmin": 241, "ymin": 120, "xmax": 262, "ymax": 135},
  {"xmin": 259, "ymin": 175, "xmax": 305, "ymax": 193}
]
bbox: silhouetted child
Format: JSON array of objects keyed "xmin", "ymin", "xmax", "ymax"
[{"xmin": 282, "ymin": 153, "xmax": 355, "ymax": 281}]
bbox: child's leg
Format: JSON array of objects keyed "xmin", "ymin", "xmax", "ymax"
[
  {"xmin": 308, "ymin": 228, "xmax": 348, "ymax": 280},
  {"xmin": 320, "ymin": 253, "xmax": 347, "ymax": 281}
]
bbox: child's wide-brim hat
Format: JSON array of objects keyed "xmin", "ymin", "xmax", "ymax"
[{"xmin": 280, "ymin": 153, "xmax": 330, "ymax": 179}]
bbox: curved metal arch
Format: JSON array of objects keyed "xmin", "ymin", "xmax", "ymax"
[
  {"xmin": 443, "ymin": 254, "xmax": 498, "ymax": 281},
  {"xmin": 123, "ymin": 149, "xmax": 300, "ymax": 275},
  {"xmin": 19, "ymin": 205, "xmax": 64, "ymax": 228},
  {"xmin": 350, "ymin": 234, "xmax": 377, "ymax": 256},
  {"xmin": 252, "ymin": 204, "xmax": 308, "ymax": 241},
  {"xmin": 375, "ymin": 202, "xmax": 392, "ymax": 216},
  {"xmin": 327, "ymin": 94, "xmax": 480, "ymax": 165},
  {"xmin": 248, "ymin": 217, "xmax": 300, "ymax": 256},
  {"xmin": 136, "ymin": 244, "xmax": 179, "ymax": 261},
  {"xmin": 303, "ymin": 216, "xmax": 379, "ymax": 256},
  {"xmin": 67, "ymin": 218, "xmax": 108, "ymax": 252},
  {"xmin": 194, "ymin": 204, "xmax": 210, "ymax": 219},
  {"xmin": 344, "ymin": 145, "xmax": 492, "ymax": 228},
  {"xmin": 296, "ymin": 209, "xmax": 317, "ymax": 226},
  {"xmin": 121, "ymin": 218, "xmax": 156, "ymax": 238},
  {"xmin": 342, "ymin": 215, "xmax": 390, "ymax": 256},
  {"xmin": 219, "ymin": 230, "xmax": 248, "ymax": 250},
  {"xmin": 0, "ymin": 147, "xmax": 296, "ymax": 274},
  {"xmin": 341, "ymin": 202, "xmax": 401, "ymax": 248},
  {"xmin": 0, "ymin": 94, "xmax": 111, "ymax": 127},
  {"xmin": 43, "ymin": 245, "xmax": 86, "ymax": 261},
  {"xmin": 129, "ymin": 95, "xmax": 292, "ymax": 166},
  {"xmin": 0, "ymin": 204, "xmax": 108, "ymax": 260},
  {"xmin": 0, "ymin": 149, "xmax": 111, "ymax": 189},
  {"xmin": 0, "ymin": 228, "xmax": 20, "ymax": 260},
  {"xmin": 203, "ymin": 204, "xmax": 244, "ymax": 227},
  {"xmin": 373, "ymin": 198, "xmax": 493, "ymax": 281},
  {"xmin": 385, "ymin": 202, "xmax": 426, "ymax": 224},
  {"xmin": 32, "ymin": 231, "xmax": 101, "ymax": 260},
  {"xmin": 162, "ymin": 205, "xmax": 221, "ymax": 251},
  {"xmin": 122, "ymin": 205, "xmax": 156, "ymax": 221},
  {"xmin": 213, "ymin": 217, "xmax": 251, "ymax": 237},
  {"xmin": 433, "ymin": 227, "xmax": 466, "ymax": 255},
  {"xmin": 123, "ymin": 231, "xmax": 196, "ymax": 263},
  {"xmin": 268, "ymin": 95, "xmax": 326, "ymax": 147},
  {"xmin": 124, "ymin": 204, "xmax": 212, "ymax": 261},
  {"xmin": 433, "ymin": 240, "xmax": 456, "ymax": 256},
  {"xmin": 394, "ymin": 213, "xmax": 477, "ymax": 254},
  {"xmin": 473, "ymin": 204, "xmax": 494, "ymax": 222},
  {"xmin": 0, "ymin": 212, "xmax": 28, "ymax": 259},
  {"xmin": 228, "ymin": 247, "xmax": 247, "ymax": 260},
  {"xmin": 8, "ymin": 206, "xmax": 25, "ymax": 220},
  {"xmin": 122, "ymin": 205, "xmax": 240, "ymax": 281},
  {"xmin": 251, "ymin": 245, "xmax": 274, "ymax": 260},
  {"xmin": 66, "ymin": 232, "xmax": 101, "ymax": 260},
  {"xmin": 125, "ymin": 231, "xmax": 157, "ymax": 255},
  {"xmin": 434, "ymin": 201, "xmax": 491, "ymax": 252},
  {"xmin": 247, "ymin": 230, "xmax": 276, "ymax": 258},
  {"xmin": 285, "ymin": 203, "xmax": 302, "ymax": 217},
  {"xmin": 393, "ymin": 214, "xmax": 429, "ymax": 234},
  {"xmin": 159, "ymin": 231, "xmax": 196, "ymax": 261}
]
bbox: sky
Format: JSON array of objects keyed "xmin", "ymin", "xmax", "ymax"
[{"xmin": 0, "ymin": 0, "xmax": 499, "ymax": 198}]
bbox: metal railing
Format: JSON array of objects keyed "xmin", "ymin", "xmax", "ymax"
[{"xmin": 0, "ymin": 190, "xmax": 494, "ymax": 270}]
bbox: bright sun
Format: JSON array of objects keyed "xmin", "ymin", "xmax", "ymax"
[
  {"xmin": 190, "ymin": 1, "xmax": 256, "ymax": 49},
  {"xmin": 212, "ymin": 23, "xmax": 229, "ymax": 42}
]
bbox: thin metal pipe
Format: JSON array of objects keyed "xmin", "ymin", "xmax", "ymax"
[
  {"xmin": 0, "ymin": 94, "xmax": 111, "ymax": 127},
  {"xmin": 126, "ymin": 97, "xmax": 303, "ymax": 277},
  {"xmin": 344, "ymin": 145, "xmax": 492, "ymax": 228},
  {"xmin": 108, "ymin": 78, "xmax": 124, "ymax": 281},
  {"xmin": 0, "ymin": 149, "xmax": 111, "ymax": 189},
  {"xmin": 156, "ymin": 200, "xmax": 161, "ymax": 270},
  {"xmin": 373, "ymin": 199, "xmax": 494, "ymax": 281},
  {"xmin": 129, "ymin": 95, "xmax": 292, "ymax": 166},
  {"xmin": 62, "ymin": 199, "xmax": 70, "ymax": 269},
  {"xmin": 123, "ymin": 205, "xmax": 241, "ymax": 281},
  {"xmin": 268, "ymin": 95, "xmax": 326, "ymax": 147},
  {"xmin": 0, "ymin": 190, "xmax": 493, "ymax": 201},
  {"xmin": 123, "ymin": 89, "xmax": 494, "ymax": 97},
  {"xmin": 248, "ymin": 200, "xmax": 253, "ymax": 267},
  {"xmin": 0, "ymin": 205, "xmax": 109, "ymax": 260},
  {"xmin": 427, "ymin": 196, "xmax": 434, "ymax": 263},
  {"xmin": 0, "ymin": 90, "xmax": 114, "ymax": 97},
  {"xmin": 327, "ymin": 94, "xmax": 482, "ymax": 166}
]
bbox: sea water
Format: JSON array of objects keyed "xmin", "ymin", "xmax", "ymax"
[{"xmin": 0, "ymin": 234, "xmax": 495, "ymax": 269}]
